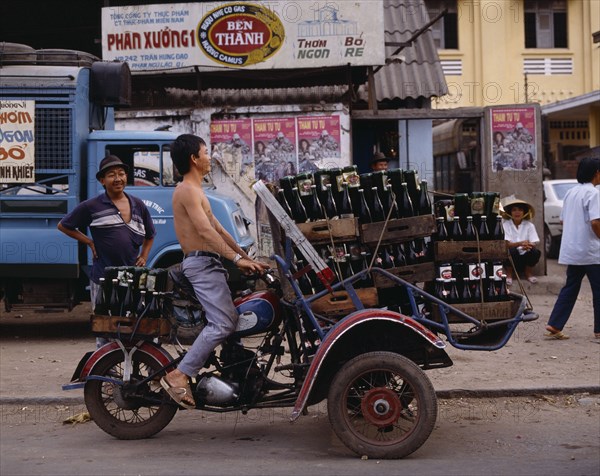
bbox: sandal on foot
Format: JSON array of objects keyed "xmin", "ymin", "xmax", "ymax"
[
  {"xmin": 160, "ymin": 376, "xmax": 196, "ymax": 409},
  {"xmin": 544, "ymin": 330, "xmax": 569, "ymax": 340},
  {"xmin": 527, "ymin": 276, "xmax": 538, "ymax": 284},
  {"xmin": 594, "ymin": 333, "xmax": 600, "ymax": 339}
]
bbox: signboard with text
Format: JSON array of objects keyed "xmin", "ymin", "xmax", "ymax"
[
  {"xmin": 0, "ymin": 100, "xmax": 35, "ymax": 184},
  {"xmin": 102, "ymin": 1, "xmax": 385, "ymax": 71}
]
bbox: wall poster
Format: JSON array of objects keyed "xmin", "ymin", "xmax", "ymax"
[
  {"xmin": 210, "ymin": 114, "xmax": 343, "ymax": 187},
  {"xmin": 491, "ymin": 106, "xmax": 537, "ymax": 172},
  {"xmin": 297, "ymin": 115, "xmax": 341, "ymax": 171},
  {"xmin": 253, "ymin": 117, "xmax": 297, "ymax": 183},
  {"xmin": 210, "ymin": 118, "xmax": 253, "ymax": 182}
]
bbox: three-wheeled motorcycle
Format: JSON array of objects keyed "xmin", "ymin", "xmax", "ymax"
[{"xmin": 64, "ymin": 246, "xmax": 537, "ymax": 459}]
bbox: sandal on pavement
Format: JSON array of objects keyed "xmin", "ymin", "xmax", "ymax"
[
  {"xmin": 160, "ymin": 376, "xmax": 196, "ymax": 409},
  {"xmin": 594, "ymin": 333, "xmax": 600, "ymax": 339},
  {"xmin": 544, "ymin": 330, "xmax": 569, "ymax": 340},
  {"xmin": 527, "ymin": 276, "xmax": 538, "ymax": 284}
]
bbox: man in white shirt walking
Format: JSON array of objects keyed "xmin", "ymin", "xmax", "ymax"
[{"xmin": 546, "ymin": 157, "xmax": 600, "ymax": 340}]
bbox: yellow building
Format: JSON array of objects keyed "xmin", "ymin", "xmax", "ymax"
[{"xmin": 427, "ymin": 0, "xmax": 600, "ymax": 177}]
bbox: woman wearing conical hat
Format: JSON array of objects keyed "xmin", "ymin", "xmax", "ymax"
[{"xmin": 501, "ymin": 196, "xmax": 541, "ymax": 285}]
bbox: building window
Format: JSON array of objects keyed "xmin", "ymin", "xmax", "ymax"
[
  {"xmin": 425, "ymin": 0, "xmax": 458, "ymax": 49},
  {"xmin": 524, "ymin": 0, "xmax": 567, "ymax": 48}
]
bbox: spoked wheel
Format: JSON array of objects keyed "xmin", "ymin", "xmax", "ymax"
[
  {"xmin": 84, "ymin": 350, "xmax": 178, "ymax": 440},
  {"xmin": 327, "ymin": 351, "xmax": 437, "ymax": 459}
]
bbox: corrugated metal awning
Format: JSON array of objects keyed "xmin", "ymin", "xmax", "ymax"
[{"xmin": 358, "ymin": 0, "xmax": 448, "ymax": 105}]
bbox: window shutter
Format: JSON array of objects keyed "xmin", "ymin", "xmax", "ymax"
[
  {"xmin": 524, "ymin": 12, "xmax": 537, "ymax": 48},
  {"xmin": 444, "ymin": 13, "xmax": 458, "ymax": 49},
  {"xmin": 553, "ymin": 12, "xmax": 567, "ymax": 48}
]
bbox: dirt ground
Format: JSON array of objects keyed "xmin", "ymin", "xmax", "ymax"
[
  {"xmin": 1, "ymin": 394, "xmax": 599, "ymax": 476},
  {"xmin": 0, "ymin": 260, "xmax": 598, "ymax": 401}
]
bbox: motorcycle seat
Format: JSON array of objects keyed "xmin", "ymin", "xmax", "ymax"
[{"xmin": 168, "ymin": 268, "xmax": 200, "ymax": 304}]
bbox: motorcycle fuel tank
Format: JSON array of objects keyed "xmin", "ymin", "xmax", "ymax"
[{"xmin": 233, "ymin": 290, "xmax": 282, "ymax": 338}]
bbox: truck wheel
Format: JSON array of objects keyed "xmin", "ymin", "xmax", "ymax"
[
  {"xmin": 327, "ymin": 351, "xmax": 437, "ymax": 459},
  {"xmin": 84, "ymin": 350, "xmax": 178, "ymax": 440}
]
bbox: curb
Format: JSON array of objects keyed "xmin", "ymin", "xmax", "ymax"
[
  {"xmin": 436, "ymin": 386, "xmax": 600, "ymax": 399},
  {"xmin": 2, "ymin": 386, "xmax": 599, "ymax": 406}
]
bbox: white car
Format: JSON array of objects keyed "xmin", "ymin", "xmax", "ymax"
[{"xmin": 543, "ymin": 179, "xmax": 578, "ymax": 258}]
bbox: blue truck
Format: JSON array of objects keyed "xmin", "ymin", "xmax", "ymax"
[{"xmin": 0, "ymin": 44, "xmax": 255, "ymax": 311}]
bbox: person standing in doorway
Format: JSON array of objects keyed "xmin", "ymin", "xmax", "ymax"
[
  {"xmin": 546, "ymin": 157, "xmax": 600, "ymax": 340},
  {"xmin": 371, "ymin": 152, "xmax": 389, "ymax": 171}
]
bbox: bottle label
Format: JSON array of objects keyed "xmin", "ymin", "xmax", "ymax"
[
  {"xmin": 439, "ymin": 264, "xmax": 452, "ymax": 280},
  {"xmin": 343, "ymin": 171, "xmax": 360, "ymax": 188},
  {"xmin": 445, "ymin": 204, "xmax": 455, "ymax": 221},
  {"xmin": 329, "ymin": 245, "xmax": 347, "ymax": 262},
  {"xmin": 492, "ymin": 196, "xmax": 500, "ymax": 214},
  {"xmin": 468, "ymin": 263, "xmax": 487, "ymax": 280},
  {"xmin": 146, "ymin": 275, "xmax": 157, "ymax": 292},
  {"xmin": 137, "ymin": 270, "xmax": 149, "ymax": 289},
  {"xmin": 471, "ymin": 197, "xmax": 485, "ymax": 215},
  {"xmin": 493, "ymin": 263, "xmax": 504, "ymax": 281},
  {"xmin": 297, "ymin": 178, "xmax": 313, "ymax": 196},
  {"xmin": 317, "ymin": 174, "xmax": 331, "ymax": 192},
  {"xmin": 117, "ymin": 268, "xmax": 134, "ymax": 286}
]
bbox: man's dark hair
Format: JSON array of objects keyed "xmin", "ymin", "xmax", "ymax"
[
  {"xmin": 576, "ymin": 156, "xmax": 600, "ymax": 183},
  {"xmin": 170, "ymin": 134, "xmax": 206, "ymax": 176}
]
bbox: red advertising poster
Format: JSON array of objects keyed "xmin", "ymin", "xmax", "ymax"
[
  {"xmin": 297, "ymin": 115, "xmax": 341, "ymax": 170},
  {"xmin": 253, "ymin": 117, "xmax": 296, "ymax": 183},
  {"xmin": 210, "ymin": 119, "xmax": 253, "ymax": 181},
  {"xmin": 490, "ymin": 106, "xmax": 537, "ymax": 172}
]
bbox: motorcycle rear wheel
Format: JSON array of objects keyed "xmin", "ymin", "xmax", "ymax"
[
  {"xmin": 84, "ymin": 350, "xmax": 178, "ymax": 440},
  {"xmin": 327, "ymin": 351, "xmax": 437, "ymax": 459}
]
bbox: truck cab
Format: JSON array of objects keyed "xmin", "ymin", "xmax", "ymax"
[
  {"xmin": 86, "ymin": 130, "xmax": 256, "ymax": 279},
  {"xmin": 0, "ymin": 44, "xmax": 255, "ymax": 311}
]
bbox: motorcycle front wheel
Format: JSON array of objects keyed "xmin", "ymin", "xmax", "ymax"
[
  {"xmin": 327, "ymin": 351, "xmax": 437, "ymax": 459},
  {"xmin": 84, "ymin": 349, "xmax": 178, "ymax": 440}
]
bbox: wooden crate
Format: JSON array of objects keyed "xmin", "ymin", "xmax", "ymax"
[
  {"xmin": 310, "ymin": 287, "xmax": 379, "ymax": 317},
  {"xmin": 91, "ymin": 314, "xmax": 171, "ymax": 337},
  {"xmin": 430, "ymin": 297, "xmax": 520, "ymax": 323},
  {"xmin": 360, "ymin": 215, "xmax": 436, "ymax": 245},
  {"xmin": 434, "ymin": 240, "xmax": 508, "ymax": 262},
  {"xmin": 372, "ymin": 262, "xmax": 436, "ymax": 288},
  {"xmin": 296, "ymin": 217, "xmax": 359, "ymax": 244}
]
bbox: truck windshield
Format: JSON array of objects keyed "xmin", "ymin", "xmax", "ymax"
[{"xmin": 104, "ymin": 144, "xmax": 214, "ymax": 188}]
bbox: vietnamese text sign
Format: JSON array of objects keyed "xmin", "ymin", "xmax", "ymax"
[
  {"xmin": 0, "ymin": 100, "xmax": 35, "ymax": 183},
  {"xmin": 102, "ymin": 1, "xmax": 385, "ymax": 71}
]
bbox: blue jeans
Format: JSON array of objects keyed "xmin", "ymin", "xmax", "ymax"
[
  {"xmin": 547, "ymin": 264, "xmax": 600, "ymax": 333},
  {"xmin": 178, "ymin": 256, "xmax": 239, "ymax": 377}
]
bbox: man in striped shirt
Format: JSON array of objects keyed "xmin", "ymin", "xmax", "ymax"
[{"xmin": 58, "ymin": 155, "xmax": 155, "ymax": 340}]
